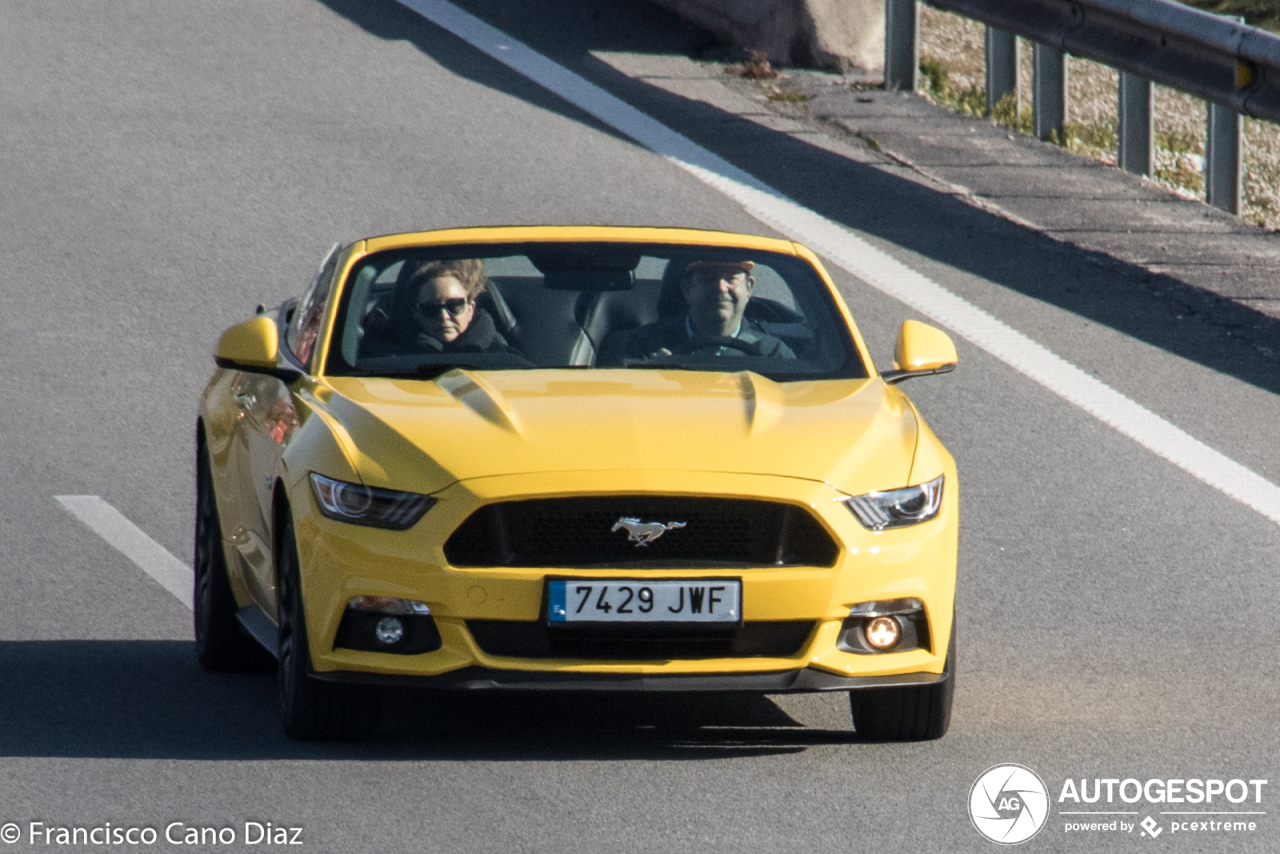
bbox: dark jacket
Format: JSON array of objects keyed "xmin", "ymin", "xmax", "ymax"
[
  {"xmin": 366, "ymin": 307, "xmax": 512, "ymax": 357},
  {"xmin": 433, "ymin": 308, "xmax": 511, "ymax": 354},
  {"xmin": 396, "ymin": 308, "xmax": 506, "ymax": 355},
  {"xmin": 598, "ymin": 315, "xmax": 795, "ymax": 366}
]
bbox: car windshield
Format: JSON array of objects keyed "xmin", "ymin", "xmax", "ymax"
[{"xmin": 324, "ymin": 242, "xmax": 866, "ymax": 381}]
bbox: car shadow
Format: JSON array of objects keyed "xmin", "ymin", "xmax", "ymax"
[
  {"xmin": 312, "ymin": 0, "xmax": 1280, "ymax": 397},
  {"xmin": 0, "ymin": 641, "xmax": 858, "ymax": 759}
]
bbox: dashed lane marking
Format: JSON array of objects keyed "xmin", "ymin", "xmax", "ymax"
[{"xmin": 56, "ymin": 495, "xmax": 193, "ymax": 610}]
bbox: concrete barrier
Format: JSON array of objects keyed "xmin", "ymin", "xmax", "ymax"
[{"xmin": 649, "ymin": 0, "xmax": 884, "ymax": 71}]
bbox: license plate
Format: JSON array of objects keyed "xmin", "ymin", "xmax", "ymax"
[{"xmin": 547, "ymin": 579, "xmax": 741, "ymax": 624}]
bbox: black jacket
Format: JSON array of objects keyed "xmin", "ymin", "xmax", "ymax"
[
  {"xmin": 365, "ymin": 307, "xmax": 512, "ymax": 357},
  {"xmin": 433, "ymin": 308, "xmax": 511, "ymax": 354}
]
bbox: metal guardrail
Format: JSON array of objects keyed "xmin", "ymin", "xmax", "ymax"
[
  {"xmin": 927, "ymin": 0, "xmax": 1280, "ymax": 120},
  {"xmin": 884, "ymin": 0, "xmax": 1280, "ymax": 213}
]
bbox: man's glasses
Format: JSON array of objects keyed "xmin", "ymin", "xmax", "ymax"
[{"xmin": 418, "ymin": 298, "xmax": 470, "ymax": 317}]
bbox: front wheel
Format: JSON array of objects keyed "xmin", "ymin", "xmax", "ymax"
[
  {"xmin": 277, "ymin": 515, "xmax": 379, "ymax": 740},
  {"xmin": 849, "ymin": 623, "xmax": 955, "ymax": 742},
  {"xmin": 194, "ymin": 442, "xmax": 271, "ymax": 671}
]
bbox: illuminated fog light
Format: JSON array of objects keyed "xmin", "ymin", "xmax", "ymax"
[
  {"xmin": 865, "ymin": 616, "xmax": 901, "ymax": 650},
  {"xmin": 347, "ymin": 596, "xmax": 431, "ymax": 615},
  {"xmin": 374, "ymin": 617, "xmax": 405, "ymax": 645}
]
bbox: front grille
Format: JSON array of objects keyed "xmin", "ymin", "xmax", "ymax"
[
  {"xmin": 444, "ymin": 497, "xmax": 838, "ymax": 568},
  {"xmin": 467, "ymin": 620, "xmax": 816, "ymax": 660}
]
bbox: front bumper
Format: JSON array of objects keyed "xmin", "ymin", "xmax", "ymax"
[{"xmin": 287, "ymin": 469, "xmax": 959, "ymax": 683}]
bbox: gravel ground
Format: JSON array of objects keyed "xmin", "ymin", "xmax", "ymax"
[{"xmin": 918, "ymin": 6, "xmax": 1280, "ymax": 229}]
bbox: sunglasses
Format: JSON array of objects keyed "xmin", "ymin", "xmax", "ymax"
[{"xmin": 417, "ymin": 298, "xmax": 470, "ymax": 317}]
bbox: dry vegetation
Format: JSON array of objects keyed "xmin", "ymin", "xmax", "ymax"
[
  {"xmin": 917, "ymin": 6, "xmax": 1280, "ymax": 229},
  {"xmin": 1186, "ymin": 0, "xmax": 1280, "ymax": 33}
]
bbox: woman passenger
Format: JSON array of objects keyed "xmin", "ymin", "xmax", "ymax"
[{"xmin": 391, "ymin": 259, "xmax": 510, "ymax": 354}]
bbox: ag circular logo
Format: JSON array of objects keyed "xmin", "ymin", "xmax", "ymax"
[{"xmin": 969, "ymin": 764, "xmax": 1050, "ymax": 845}]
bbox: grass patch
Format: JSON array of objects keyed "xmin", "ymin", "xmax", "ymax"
[
  {"xmin": 1063, "ymin": 121, "xmax": 1118, "ymax": 150},
  {"xmin": 952, "ymin": 85, "xmax": 987, "ymax": 116},
  {"xmin": 919, "ymin": 57, "xmax": 949, "ymax": 96},
  {"xmin": 990, "ymin": 92, "xmax": 1034, "ymax": 134},
  {"xmin": 1156, "ymin": 129, "xmax": 1203, "ymax": 155},
  {"xmin": 1155, "ymin": 163, "xmax": 1205, "ymax": 194},
  {"xmin": 919, "ymin": 55, "xmax": 987, "ymax": 116}
]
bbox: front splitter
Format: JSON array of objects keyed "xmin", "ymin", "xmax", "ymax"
[{"xmin": 312, "ymin": 665, "xmax": 948, "ymax": 693}]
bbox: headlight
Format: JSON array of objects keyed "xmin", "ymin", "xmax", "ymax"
[
  {"xmin": 842, "ymin": 475, "xmax": 944, "ymax": 530},
  {"xmin": 309, "ymin": 473, "xmax": 435, "ymax": 530}
]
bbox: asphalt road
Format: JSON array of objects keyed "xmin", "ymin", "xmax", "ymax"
[{"xmin": 1, "ymin": 0, "xmax": 1277, "ymax": 851}]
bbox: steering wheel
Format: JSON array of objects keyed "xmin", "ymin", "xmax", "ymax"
[{"xmin": 665, "ymin": 336, "xmax": 762, "ymax": 356}]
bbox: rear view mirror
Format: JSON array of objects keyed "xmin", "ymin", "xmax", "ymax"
[
  {"xmin": 542, "ymin": 269, "xmax": 635, "ymax": 291},
  {"xmin": 881, "ymin": 320, "xmax": 957, "ymax": 384},
  {"xmin": 214, "ymin": 316, "xmax": 300, "ymax": 382},
  {"xmin": 530, "ymin": 249, "xmax": 640, "ymax": 291}
]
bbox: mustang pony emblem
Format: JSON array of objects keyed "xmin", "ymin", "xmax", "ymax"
[{"xmin": 611, "ymin": 517, "xmax": 687, "ymax": 547}]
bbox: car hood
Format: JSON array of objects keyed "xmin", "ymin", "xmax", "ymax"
[{"xmin": 319, "ymin": 369, "xmax": 917, "ymax": 496}]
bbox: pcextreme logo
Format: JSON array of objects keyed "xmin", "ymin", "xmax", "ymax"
[{"xmin": 969, "ymin": 764, "xmax": 1050, "ymax": 845}]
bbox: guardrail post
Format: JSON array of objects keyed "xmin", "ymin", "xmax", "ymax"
[
  {"xmin": 1206, "ymin": 102, "xmax": 1242, "ymax": 213},
  {"xmin": 1205, "ymin": 14, "xmax": 1244, "ymax": 214},
  {"xmin": 884, "ymin": 0, "xmax": 918, "ymax": 91},
  {"xmin": 985, "ymin": 27, "xmax": 1018, "ymax": 112},
  {"xmin": 1118, "ymin": 71, "xmax": 1153, "ymax": 176},
  {"xmin": 1033, "ymin": 44, "xmax": 1067, "ymax": 140}
]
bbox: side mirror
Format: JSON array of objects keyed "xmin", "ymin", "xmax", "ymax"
[
  {"xmin": 214, "ymin": 316, "xmax": 300, "ymax": 382},
  {"xmin": 881, "ymin": 320, "xmax": 957, "ymax": 384}
]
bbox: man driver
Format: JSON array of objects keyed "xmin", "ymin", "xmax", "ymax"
[{"xmin": 599, "ymin": 260, "xmax": 795, "ymax": 364}]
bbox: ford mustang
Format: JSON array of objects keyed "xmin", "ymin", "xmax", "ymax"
[{"xmin": 196, "ymin": 226, "xmax": 959, "ymax": 740}]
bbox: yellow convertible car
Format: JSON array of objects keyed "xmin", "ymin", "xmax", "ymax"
[{"xmin": 196, "ymin": 226, "xmax": 959, "ymax": 741}]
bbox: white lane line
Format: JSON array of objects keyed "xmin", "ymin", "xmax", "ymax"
[
  {"xmin": 56, "ymin": 495, "xmax": 193, "ymax": 610},
  {"xmin": 397, "ymin": 0, "xmax": 1280, "ymax": 526}
]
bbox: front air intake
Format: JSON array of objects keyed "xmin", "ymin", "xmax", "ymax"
[{"xmin": 444, "ymin": 496, "xmax": 838, "ymax": 568}]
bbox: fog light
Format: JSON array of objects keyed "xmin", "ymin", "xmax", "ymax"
[
  {"xmin": 838, "ymin": 600, "xmax": 929, "ymax": 654},
  {"xmin": 334, "ymin": 604, "xmax": 442, "ymax": 656},
  {"xmin": 374, "ymin": 617, "xmax": 405, "ymax": 645},
  {"xmin": 865, "ymin": 616, "xmax": 901, "ymax": 650}
]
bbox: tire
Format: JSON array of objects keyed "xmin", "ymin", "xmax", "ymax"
[
  {"xmin": 194, "ymin": 441, "xmax": 272, "ymax": 671},
  {"xmin": 849, "ymin": 623, "xmax": 955, "ymax": 742},
  {"xmin": 277, "ymin": 514, "xmax": 379, "ymax": 740}
]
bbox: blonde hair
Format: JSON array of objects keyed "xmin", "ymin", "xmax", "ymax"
[{"xmin": 407, "ymin": 258, "xmax": 487, "ymax": 298}]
